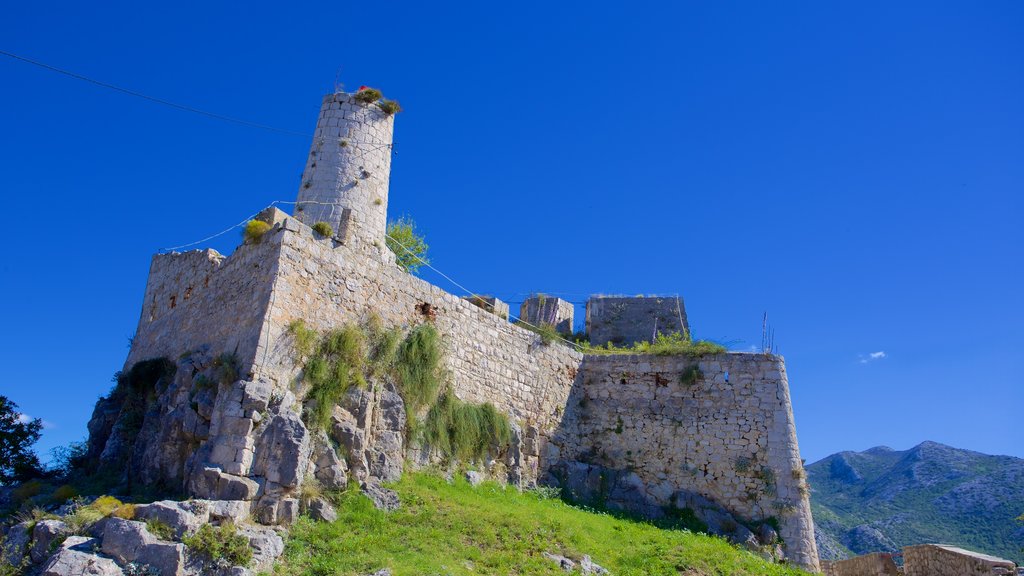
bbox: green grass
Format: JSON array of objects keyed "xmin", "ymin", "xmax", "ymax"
[
  {"xmin": 581, "ymin": 332, "xmax": 727, "ymax": 357},
  {"xmin": 515, "ymin": 321, "xmax": 563, "ymax": 345},
  {"xmin": 394, "ymin": 323, "xmax": 443, "ymax": 413},
  {"xmin": 275, "ymin": 473, "xmax": 810, "ymax": 576},
  {"xmin": 423, "ymin": 391, "xmax": 511, "ymax": 462}
]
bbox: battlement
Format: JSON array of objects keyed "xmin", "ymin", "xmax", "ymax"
[{"xmin": 586, "ymin": 296, "xmax": 689, "ymax": 346}]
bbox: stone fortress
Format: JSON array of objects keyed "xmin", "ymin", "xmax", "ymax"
[{"xmin": 84, "ymin": 89, "xmax": 823, "ymax": 572}]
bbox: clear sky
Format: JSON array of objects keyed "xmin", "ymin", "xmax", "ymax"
[{"xmin": 1, "ymin": 1, "xmax": 1021, "ymax": 465}]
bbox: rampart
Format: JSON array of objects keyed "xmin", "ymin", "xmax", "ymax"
[
  {"xmin": 546, "ymin": 352, "xmax": 818, "ymax": 569},
  {"xmin": 821, "ymin": 552, "xmax": 899, "ymax": 576}
]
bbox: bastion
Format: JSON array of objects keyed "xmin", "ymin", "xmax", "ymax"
[{"xmin": 84, "ymin": 89, "xmax": 820, "ymax": 572}]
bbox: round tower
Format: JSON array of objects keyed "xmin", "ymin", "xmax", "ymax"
[{"xmin": 295, "ymin": 91, "xmax": 395, "ymax": 250}]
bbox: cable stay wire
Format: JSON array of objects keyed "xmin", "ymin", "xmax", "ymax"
[{"xmin": 0, "ymin": 48, "xmax": 312, "ymax": 137}]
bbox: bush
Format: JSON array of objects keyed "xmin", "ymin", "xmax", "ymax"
[
  {"xmin": 183, "ymin": 522, "xmax": 253, "ymax": 567},
  {"xmin": 302, "ymin": 326, "xmax": 367, "ymax": 432},
  {"xmin": 394, "ymin": 324, "xmax": 443, "ymax": 413},
  {"xmin": 353, "ymin": 88, "xmax": 382, "ymax": 104},
  {"xmin": 243, "ymin": 220, "xmax": 271, "ymax": 244},
  {"xmin": 288, "ymin": 319, "xmax": 318, "ymax": 360},
  {"xmin": 377, "ymin": 99, "xmax": 402, "ymax": 115},
  {"xmin": 112, "ymin": 503, "xmax": 137, "ymax": 520},
  {"xmin": 311, "ymin": 221, "xmax": 334, "ymax": 237},
  {"xmin": 385, "ymin": 217, "xmax": 429, "ymax": 273},
  {"xmin": 146, "ymin": 518, "xmax": 175, "ymax": 541},
  {"xmin": 424, "ymin": 391, "xmax": 511, "ymax": 462},
  {"xmin": 63, "ymin": 495, "xmax": 125, "ymax": 534}
]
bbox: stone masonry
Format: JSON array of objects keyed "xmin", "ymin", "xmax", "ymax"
[
  {"xmin": 520, "ymin": 295, "xmax": 574, "ymax": 335},
  {"xmin": 823, "ymin": 545, "xmax": 1017, "ymax": 576},
  {"xmin": 87, "ymin": 90, "xmax": 821, "ymax": 572},
  {"xmin": 586, "ymin": 295, "xmax": 689, "ymax": 346}
]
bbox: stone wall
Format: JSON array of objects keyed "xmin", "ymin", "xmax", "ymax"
[
  {"xmin": 254, "ymin": 219, "xmax": 584, "ymax": 480},
  {"xmin": 586, "ymin": 296, "xmax": 689, "ymax": 346},
  {"xmin": 520, "ymin": 296, "xmax": 574, "ymax": 335},
  {"xmin": 903, "ymin": 544, "xmax": 1016, "ymax": 576},
  {"xmin": 547, "ymin": 352, "xmax": 819, "ymax": 570},
  {"xmin": 126, "ymin": 243, "xmax": 278, "ymax": 374},
  {"xmin": 821, "ymin": 552, "xmax": 900, "ymax": 576}
]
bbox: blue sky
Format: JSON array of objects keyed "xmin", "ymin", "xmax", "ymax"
[{"xmin": 1, "ymin": 1, "xmax": 1021, "ymax": 465}]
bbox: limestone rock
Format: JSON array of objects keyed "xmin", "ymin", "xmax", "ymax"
[
  {"xmin": 101, "ymin": 518, "xmax": 186, "ymax": 576},
  {"xmin": 307, "ymin": 498, "xmax": 337, "ymax": 523},
  {"xmin": 253, "ymin": 412, "xmax": 311, "ymax": 489},
  {"xmin": 361, "ymin": 482, "xmax": 400, "ymax": 512},
  {"xmin": 2, "ymin": 521, "xmax": 32, "ymax": 568},
  {"xmin": 207, "ymin": 500, "xmax": 251, "ymax": 523},
  {"xmin": 31, "ymin": 520, "xmax": 71, "ymax": 564},
  {"xmin": 312, "ymin": 433, "xmax": 348, "ymax": 490},
  {"xmin": 40, "ymin": 536, "xmax": 122, "ymax": 576},
  {"xmin": 579, "ymin": 555, "xmax": 610, "ymax": 575},
  {"xmin": 542, "ymin": 552, "xmax": 576, "ymax": 571},
  {"xmin": 133, "ymin": 500, "xmax": 210, "ymax": 539},
  {"xmin": 465, "ymin": 471, "xmax": 484, "ymax": 486},
  {"xmin": 235, "ymin": 525, "xmax": 284, "ymax": 573}
]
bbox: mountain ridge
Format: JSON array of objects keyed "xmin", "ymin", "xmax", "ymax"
[{"xmin": 808, "ymin": 441, "xmax": 1024, "ymax": 564}]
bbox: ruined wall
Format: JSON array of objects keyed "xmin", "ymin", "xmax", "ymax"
[
  {"xmin": 127, "ymin": 243, "xmax": 279, "ymax": 373},
  {"xmin": 903, "ymin": 545, "xmax": 1016, "ymax": 576},
  {"xmin": 586, "ymin": 296, "xmax": 689, "ymax": 346},
  {"xmin": 821, "ymin": 553, "xmax": 900, "ymax": 576},
  {"xmin": 254, "ymin": 218, "xmax": 584, "ymax": 479},
  {"xmin": 520, "ymin": 296, "xmax": 574, "ymax": 335},
  {"xmin": 547, "ymin": 352, "xmax": 819, "ymax": 570}
]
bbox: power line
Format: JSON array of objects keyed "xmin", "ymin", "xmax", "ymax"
[{"xmin": 0, "ymin": 48, "xmax": 311, "ymax": 137}]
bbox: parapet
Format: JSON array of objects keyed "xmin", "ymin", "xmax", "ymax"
[
  {"xmin": 520, "ymin": 295, "xmax": 574, "ymax": 335},
  {"xmin": 462, "ymin": 295, "xmax": 510, "ymax": 320},
  {"xmin": 585, "ymin": 296, "xmax": 689, "ymax": 346}
]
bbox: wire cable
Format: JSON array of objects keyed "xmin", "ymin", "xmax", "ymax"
[{"xmin": 0, "ymin": 48, "xmax": 312, "ymax": 137}]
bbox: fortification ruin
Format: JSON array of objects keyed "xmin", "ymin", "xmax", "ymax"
[{"xmin": 83, "ymin": 89, "xmax": 821, "ymax": 571}]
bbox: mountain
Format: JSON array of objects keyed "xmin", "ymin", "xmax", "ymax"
[{"xmin": 808, "ymin": 441, "xmax": 1024, "ymax": 564}]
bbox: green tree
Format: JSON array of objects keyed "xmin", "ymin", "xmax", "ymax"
[
  {"xmin": 385, "ymin": 217, "xmax": 429, "ymax": 273},
  {"xmin": 0, "ymin": 395, "xmax": 44, "ymax": 485}
]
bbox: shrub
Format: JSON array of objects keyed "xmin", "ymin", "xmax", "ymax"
[
  {"xmin": 303, "ymin": 326, "xmax": 367, "ymax": 432},
  {"xmin": 353, "ymin": 88, "xmax": 383, "ymax": 104},
  {"xmin": 146, "ymin": 518, "xmax": 175, "ymax": 541},
  {"xmin": 183, "ymin": 522, "xmax": 253, "ymax": 567},
  {"xmin": 394, "ymin": 324, "xmax": 443, "ymax": 413},
  {"xmin": 112, "ymin": 503, "xmax": 137, "ymax": 520},
  {"xmin": 385, "ymin": 217, "xmax": 429, "ymax": 273},
  {"xmin": 423, "ymin": 390, "xmax": 511, "ymax": 462},
  {"xmin": 679, "ymin": 364, "xmax": 703, "ymax": 386},
  {"xmin": 515, "ymin": 321, "xmax": 561, "ymax": 345},
  {"xmin": 243, "ymin": 220, "xmax": 271, "ymax": 244},
  {"xmin": 63, "ymin": 495, "xmax": 124, "ymax": 534},
  {"xmin": 49, "ymin": 484, "xmax": 79, "ymax": 505},
  {"xmin": 288, "ymin": 319, "xmax": 318, "ymax": 360},
  {"xmin": 213, "ymin": 353, "xmax": 240, "ymax": 386},
  {"xmin": 312, "ymin": 221, "xmax": 334, "ymax": 237},
  {"xmin": 377, "ymin": 99, "xmax": 402, "ymax": 115}
]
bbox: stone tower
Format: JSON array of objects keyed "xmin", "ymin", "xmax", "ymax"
[{"xmin": 295, "ymin": 91, "xmax": 395, "ymax": 249}]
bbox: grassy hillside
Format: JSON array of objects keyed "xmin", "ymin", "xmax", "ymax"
[
  {"xmin": 275, "ymin": 473, "xmax": 809, "ymax": 576},
  {"xmin": 808, "ymin": 441, "xmax": 1024, "ymax": 563}
]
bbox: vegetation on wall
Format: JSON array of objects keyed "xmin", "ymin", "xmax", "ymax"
[
  {"xmin": 514, "ymin": 321, "xmax": 563, "ymax": 345},
  {"xmin": 293, "ymin": 323, "xmax": 369, "ymax": 432},
  {"xmin": 424, "ymin": 390, "xmax": 511, "ymax": 462},
  {"xmin": 352, "ymin": 88, "xmax": 383, "ymax": 104},
  {"xmin": 385, "ymin": 217, "xmax": 429, "ymax": 273},
  {"xmin": 311, "ymin": 221, "xmax": 334, "ymax": 237},
  {"xmin": 393, "ymin": 323, "xmax": 443, "ymax": 413},
  {"xmin": 243, "ymin": 220, "xmax": 271, "ymax": 244},
  {"xmin": 581, "ymin": 332, "xmax": 726, "ymax": 357}
]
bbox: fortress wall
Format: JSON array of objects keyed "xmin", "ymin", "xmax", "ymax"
[
  {"xmin": 586, "ymin": 296, "xmax": 689, "ymax": 346},
  {"xmin": 548, "ymin": 352, "xmax": 819, "ymax": 570},
  {"xmin": 127, "ymin": 243, "xmax": 280, "ymax": 372},
  {"xmin": 821, "ymin": 553, "xmax": 900, "ymax": 576},
  {"xmin": 256, "ymin": 220, "xmax": 583, "ymax": 451}
]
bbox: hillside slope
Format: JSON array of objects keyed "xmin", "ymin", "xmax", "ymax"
[
  {"xmin": 807, "ymin": 441, "xmax": 1024, "ymax": 563},
  {"xmin": 275, "ymin": 473, "xmax": 809, "ymax": 576}
]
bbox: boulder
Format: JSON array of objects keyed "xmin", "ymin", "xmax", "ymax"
[
  {"xmin": 361, "ymin": 482, "xmax": 400, "ymax": 512},
  {"xmin": 40, "ymin": 536, "xmax": 122, "ymax": 576},
  {"xmin": 206, "ymin": 500, "xmax": 251, "ymax": 523},
  {"xmin": 579, "ymin": 555, "xmax": 610, "ymax": 575},
  {"xmin": 465, "ymin": 471, "xmax": 484, "ymax": 487},
  {"xmin": 235, "ymin": 525, "xmax": 284, "ymax": 572},
  {"xmin": 31, "ymin": 520, "xmax": 70, "ymax": 563},
  {"xmin": 2, "ymin": 521, "xmax": 32, "ymax": 568},
  {"xmin": 542, "ymin": 552, "xmax": 576, "ymax": 571},
  {"xmin": 312, "ymin": 434, "xmax": 348, "ymax": 490},
  {"xmin": 306, "ymin": 498, "xmax": 337, "ymax": 523},
  {"xmin": 101, "ymin": 518, "xmax": 186, "ymax": 576},
  {"xmin": 253, "ymin": 412, "xmax": 311, "ymax": 489},
  {"xmin": 133, "ymin": 500, "xmax": 210, "ymax": 539}
]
